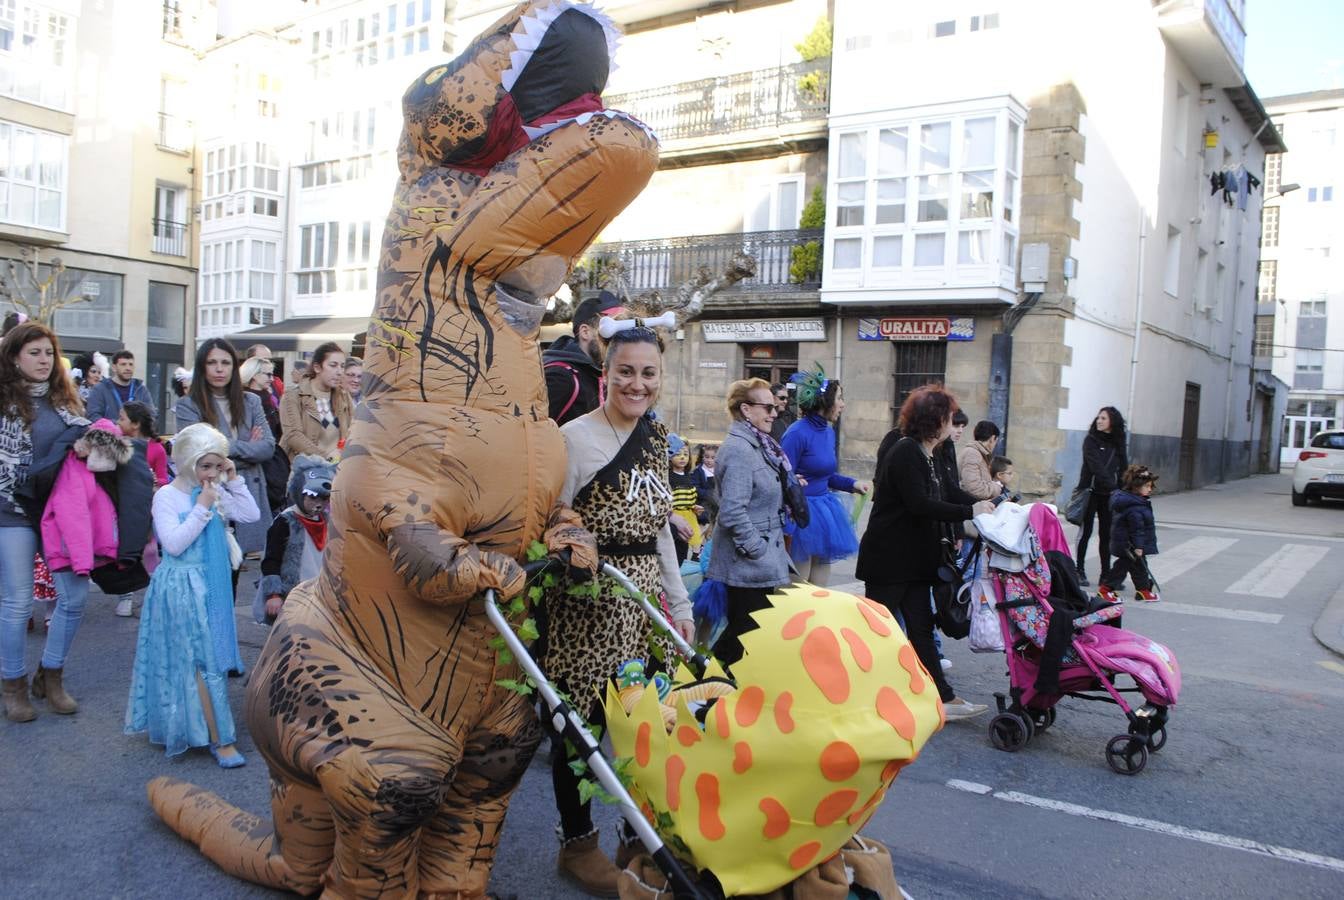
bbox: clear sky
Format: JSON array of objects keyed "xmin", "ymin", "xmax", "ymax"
[{"xmin": 1243, "ymin": 0, "xmax": 1344, "ymax": 99}]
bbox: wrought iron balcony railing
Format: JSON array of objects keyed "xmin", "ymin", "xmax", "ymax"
[
  {"xmin": 603, "ymin": 59, "xmax": 830, "ymax": 142},
  {"xmin": 579, "ymin": 228, "xmax": 824, "ymax": 296},
  {"xmin": 152, "ymin": 218, "xmax": 188, "ymax": 257}
]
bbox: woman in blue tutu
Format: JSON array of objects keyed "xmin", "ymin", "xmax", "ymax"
[
  {"xmin": 125, "ymin": 423, "xmax": 259, "ymax": 768},
  {"xmin": 780, "ymin": 364, "xmax": 871, "ymax": 586}
]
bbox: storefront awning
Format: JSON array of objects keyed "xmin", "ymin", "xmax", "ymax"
[{"xmin": 226, "ymin": 316, "xmax": 372, "ymax": 353}]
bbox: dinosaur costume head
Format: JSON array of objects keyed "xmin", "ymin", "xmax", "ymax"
[
  {"xmin": 146, "ymin": 6, "xmax": 656, "ymax": 898},
  {"xmin": 367, "ymin": 0, "xmax": 657, "ymax": 408}
]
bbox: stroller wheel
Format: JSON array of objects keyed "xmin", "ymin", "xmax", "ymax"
[
  {"xmin": 1106, "ymin": 734, "xmax": 1148, "ymax": 775},
  {"xmin": 1028, "ymin": 707, "xmax": 1055, "ymax": 733},
  {"xmin": 1145, "ymin": 725, "xmax": 1168, "ymax": 753},
  {"xmin": 989, "ymin": 713, "xmax": 1030, "ymax": 752}
]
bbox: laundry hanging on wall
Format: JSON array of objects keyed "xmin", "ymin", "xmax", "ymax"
[{"xmin": 1209, "ymin": 165, "xmax": 1262, "ymax": 210}]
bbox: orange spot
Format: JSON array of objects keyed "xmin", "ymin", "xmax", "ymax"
[
  {"xmin": 862, "ymin": 596, "xmax": 894, "ymax": 618},
  {"xmin": 696, "ymin": 774, "xmax": 725, "ymax": 841},
  {"xmin": 840, "ymin": 627, "xmax": 874, "ymax": 672},
  {"xmin": 814, "ymin": 789, "xmax": 859, "ymax": 827},
  {"xmin": 898, "ymin": 644, "xmax": 926, "ymax": 694},
  {"xmin": 937, "ymin": 696, "xmax": 947, "ymax": 728},
  {"xmin": 733, "ymin": 741, "xmax": 753, "ymax": 774},
  {"xmin": 774, "ymin": 691, "xmax": 795, "ymax": 733},
  {"xmin": 735, "ymin": 685, "xmax": 765, "ymax": 726},
  {"xmin": 877, "ymin": 686, "xmax": 916, "ymax": 740},
  {"xmin": 881, "ymin": 758, "xmax": 909, "ymax": 784},
  {"xmin": 713, "ymin": 699, "xmax": 731, "ymax": 738},
  {"xmin": 856, "ymin": 600, "xmax": 893, "ymax": 637},
  {"xmin": 801, "ymin": 626, "xmax": 850, "ymax": 703},
  {"xmin": 641, "ymin": 801, "xmax": 655, "ymax": 822},
  {"xmin": 781, "ymin": 609, "xmax": 815, "ymax": 640},
  {"xmin": 849, "ymin": 786, "xmax": 886, "ymax": 825},
  {"xmin": 819, "ymin": 741, "xmax": 862, "ymax": 782},
  {"xmin": 789, "ymin": 841, "xmax": 822, "ymax": 870},
  {"xmin": 666, "ymin": 755, "xmax": 686, "ymax": 811},
  {"xmin": 811, "ymin": 589, "xmax": 831, "ymax": 598},
  {"xmin": 635, "ymin": 721, "xmax": 651, "ymax": 767},
  {"xmin": 676, "ymin": 725, "xmax": 701, "ymax": 747},
  {"xmin": 759, "ymin": 797, "xmax": 790, "ymax": 840}
]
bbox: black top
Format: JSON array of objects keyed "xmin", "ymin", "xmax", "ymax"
[
  {"xmin": 1078, "ymin": 431, "xmax": 1127, "ymax": 493},
  {"xmin": 857, "ymin": 434, "xmax": 977, "ymax": 585},
  {"xmin": 542, "ymin": 335, "xmax": 603, "ymax": 426}
]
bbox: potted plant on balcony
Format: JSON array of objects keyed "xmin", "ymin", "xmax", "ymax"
[
  {"xmin": 795, "ymin": 18, "xmax": 831, "ymax": 104},
  {"xmin": 789, "ymin": 185, "xmax": 825, "ymax": 285}
]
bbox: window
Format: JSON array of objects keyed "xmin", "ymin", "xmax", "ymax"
[
  {"xmin": 931, "ymin": 20, "xmax": 955, "ymax": 37},
  {"xmin": 1261, "ymin": 205, "xmax": 1279, "ymax": 247},
  {"xmin": 844, "ymin": 34, "xmax": 872, "ymax": 51},
  {"xmin": 1194, "ymin": 248, "xmax": 1209, "ymax": 308},
  {"xmin": 147, "ymin": 281, "xmax": 185, "ymax": 344},
  {"xmin": 152, "ymin": 184, "xmax": 187, "ymax": 255},
  {"xmin": 1163, "ymin": 226, "xmax": 1182, "ymax": 297},
  {"xmin": 1257, "ymin": 259, "xmax": 1277, "ymax": 303},
  {"xmin": 969, "ymin": 13, "xmax": 1000, "ymax": 31},
  {"xmin": 0, "ymin": 2, "xmax": 73, "ymax": 110},
  {"xmin": 158, "ymin": 78, "xmax": 190, "ymax": 152},
  {"xmin": 1173, "ymin": 83, "xmax": 1190, "ymax": 155},
  {"xmin": 1265, "ymin": 153, "xmax": 1281, "ymax": 195},
  {"xmin": 745, "ymin": 175, "xmax": 803, "ymax": 231},
  {"xmin": 249, "ymin": 307, "xmax": 275, "ymax": 326},
  {"xmin": 1253, "ymin": 314, "xmax": 1274, "ymax": 357},
  {"xmin": 826, "ymin": 104, "xmax": 1023, "ymax": 285},
  {"xmin": 250, "ymin": 240, "xmax": 277, "ymax": 300},
  {"xmin": 1300, "ymin": 300, "xmax": 1327, "ymax": 317},
  {"xmin": 1325, "ymin": 186, "xmax": 1335, "ymax": 202},
  {"xmin": 297, "ymin": 222, "xmax": 338, "ymax": 294},
  {"xmin": 0, "ymin": 121, "xmax": 66, "ymax": 230},
  {"xmin": 34, "ymin": 266, "xmax": 122, "ymax": 340},
  {"xmin": 341, "ymin": 221, "xmax": 373, "ymax": 292}
]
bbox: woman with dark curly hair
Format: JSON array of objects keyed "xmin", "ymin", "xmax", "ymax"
[
  {"xmin": 856, "ymin": 385, "xmax": 995, "ymax": 721},
  {"xmin": 1074, "ymin": 406, "xmax": 1129, "ymax": 586}
]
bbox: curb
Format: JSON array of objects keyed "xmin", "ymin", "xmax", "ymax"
[{"xmin": 1312, "ymin": 580, "xmax": 1344, "ymax": 660}]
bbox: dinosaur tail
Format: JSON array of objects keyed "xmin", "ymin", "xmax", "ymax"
[{"xmin": 147, "ymin": 777, "xmax": 299, "ymax": 892}]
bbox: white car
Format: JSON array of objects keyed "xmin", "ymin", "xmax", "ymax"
[{"xmin": 1292, "ymin": 430, "xmax": 1344, "ymax": 506}]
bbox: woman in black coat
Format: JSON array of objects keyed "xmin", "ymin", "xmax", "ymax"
[
  {"xmin": 1074, "ymin": 406, "xmax": 1128, "ymax": 585},
  {"xmin": 857, "ymin": 386, "xmax": 995, "ymax": 721}
]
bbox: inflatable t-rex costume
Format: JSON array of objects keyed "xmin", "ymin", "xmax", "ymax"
[{"xmin": 146, "ymin": 3, "xmax": 657, "ymax": 896}]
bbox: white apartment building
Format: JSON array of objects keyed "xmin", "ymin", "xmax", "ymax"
[
  {"xmin": 204, "ymin": 0, "xmax": 456, "ymax": 359},
  {"xmin": 823, "ymin": 0, "xmax": 1284, "ymax": 495},
  {"xmin": 1259, "ymin": 89, "xmax": 1344, "ymax": 464}
]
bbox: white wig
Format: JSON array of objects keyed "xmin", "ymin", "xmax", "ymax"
[{"xmin": 172, "ymin": 423, "xmax": 230, "ymax": 486}]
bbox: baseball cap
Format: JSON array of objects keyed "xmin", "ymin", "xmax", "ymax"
[{"xmin": 572, "ymin": 290, "xmax": 625, "ymax": 335}]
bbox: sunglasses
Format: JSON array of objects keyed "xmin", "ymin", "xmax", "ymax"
[{"xmin": 743, "ymin": 401, "xmax": 778, "ymax": 413}]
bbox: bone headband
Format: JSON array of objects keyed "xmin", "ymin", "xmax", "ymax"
[{"xmin": 598, "ymin": 312, "xmax": 676, "ymax": 338}]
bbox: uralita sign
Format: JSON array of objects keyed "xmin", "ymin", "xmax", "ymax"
[
  {"xmin": 857, "ymin": 317, "xmax": 975, "ymax": 342},
  {"xmin": 701, "ymin": 319, "xmax": 827, "ymax": 342}
]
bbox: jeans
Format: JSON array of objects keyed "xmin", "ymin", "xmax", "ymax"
[
  {"xmin": 867, "ymin": 581, "xmax": 956, "ymax": 703},
  {"xmin": 1, "ymin": 526, "xmax": 91, "ymax": 679}
]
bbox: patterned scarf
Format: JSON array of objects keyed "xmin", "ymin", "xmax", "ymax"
[
  {"xmin": 742, "ymin": 419, "xmax": 793, "ymax": 474},
  {"xmin": 0, "ymin": 382, "xmax": 89, "ymax": 511}
]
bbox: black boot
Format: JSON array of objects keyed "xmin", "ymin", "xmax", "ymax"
[{"xmin": 1076, "ymin": 563, "xmax": 1089, "ymax": 587}]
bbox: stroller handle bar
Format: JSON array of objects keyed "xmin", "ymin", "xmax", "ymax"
[
  {"xmin": 483, "ymin": 559, "xmax": 711, "ymax": 900},
  {"xmin": 599, "ymin": 562, "xmax": 711, "ymax": 679}
]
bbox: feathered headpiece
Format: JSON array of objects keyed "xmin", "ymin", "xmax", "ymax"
[
  {"xmin": 172, "ymin": 366, "xmax": 192, "ymax": 387},
  {"xmin": 789, "ymin": 363, "xmax": 831, "ymax": 413}
]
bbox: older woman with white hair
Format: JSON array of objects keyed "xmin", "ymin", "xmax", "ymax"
[{"xmin": 124, "ymin": 423, "xmax": 259, "ymax": 767}]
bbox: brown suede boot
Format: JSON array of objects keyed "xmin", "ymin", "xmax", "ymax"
[
  {"xmin": 557, "ymin": 829, "xmax": 621, "ymax": 898},
  {"xmin": 31, "ymin": 665, "xmax": 76, "ymax": 714},
  {"xmin": 2, "ymin": 675, "xmax": 37, "ymax": 722}
]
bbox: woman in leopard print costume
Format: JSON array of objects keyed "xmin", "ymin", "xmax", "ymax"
[{"xmin": 539, "ymin": 325, "xmax": 694, "ymax": 894}]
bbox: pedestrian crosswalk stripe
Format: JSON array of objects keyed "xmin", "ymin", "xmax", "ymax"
[
  {"xmin": 1127, "ymin": 600, "xmax": 1282, "ymax": 624},
  {"xmin": 1146, "ymin": 536, "xmax": 1239, "ymax": 583},
  {"xmin": 1225, "ymin": 544, "xmax": 1332, "ymax": 599}
]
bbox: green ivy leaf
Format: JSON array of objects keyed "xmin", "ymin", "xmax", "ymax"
[
  {"xmin": 568, "ymin": 758, "xmax": 589, "ymax": 777},
  {"xmin": 496, "ymin": 646, "xmax": 513, "ymax": 666},
  {"xmin": 526, "ymin": 541, "xmax": 548, "ymax": 562},
  {"xmin": 495, "ymin": 677, "xmax": 534, "ymax": 696},
  {"xmin": 518, "ymin": 617, "xmax": 540, "ymax": 642}
]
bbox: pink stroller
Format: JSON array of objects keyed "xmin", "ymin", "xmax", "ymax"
[{"xmin": 985, "ymin": 505, "xmax": 1181, "ymax": 775}]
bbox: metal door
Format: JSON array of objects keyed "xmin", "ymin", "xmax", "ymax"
[
  {"xmin": 1180, "ymin": 383, "xmax": 1201, "ymax": 490},
  {"xmin": 890, "ymin": 342, "xmax": 948, "ymax": 428}
]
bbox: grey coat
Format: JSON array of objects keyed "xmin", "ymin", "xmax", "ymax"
[
  {"xmin": 706, "ymin": 420, "xmax": 791, "ymax": 589},
  {"xmin": 173, "ymin": 392, "xmax": 274, "ymax": 553}
]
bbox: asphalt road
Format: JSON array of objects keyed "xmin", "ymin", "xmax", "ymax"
[{"xmin": 3, "ymin": 473, "xmax": 1342, "ymax": 899}]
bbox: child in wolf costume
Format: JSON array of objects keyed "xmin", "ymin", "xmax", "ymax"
[
  {"xmin": 252, "ymin": 454, "xmax": 335, "ymax": 626},
  {"xmin": 145, "ymin": 2, "xmax": 658, "ymax": 897}
]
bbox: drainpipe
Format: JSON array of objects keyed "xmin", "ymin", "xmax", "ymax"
[{"xmin": 1126, "ymin": 207, "xmax": 1148, "ymax": 426}]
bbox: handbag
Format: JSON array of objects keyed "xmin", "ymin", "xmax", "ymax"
[
  {"xmin": 968, "ymin": 577, "xmax": 1004, "ymax": 653},
  {"xmin": 225, "ymin": 527, "xmax": 244, "ymax": 571},
  {"xmin": 1064, "ymin": 484, "xmax": 1091, "ymax": 525},
  {"xmin": 776, "ymin": 463, "xmax": 810, "ymax": 529},
  {"xmin": 934, "ymin": 534, "xmax": 978, "ymax": 640}
]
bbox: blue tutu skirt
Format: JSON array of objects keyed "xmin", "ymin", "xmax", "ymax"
[
  {"xmin": 788, "ymin": 491, "xmax": 859, "ymax": 563},
  {"xmin": 124, "ymin": 559, "xmax": 237, "ymax": 757}
]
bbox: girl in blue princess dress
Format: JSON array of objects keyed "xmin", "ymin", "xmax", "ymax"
[
  {"xmin": 125, "ymin": 423, "xmax": 259, "ymax": 768},
  {"xmin": 780, "ymin": 364, "xmax": 871, "ymax": 587}
]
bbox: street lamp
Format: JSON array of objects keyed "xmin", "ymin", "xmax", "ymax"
[{"xmin": 1267, "ymin": 183, "xmax": 1300, "ymax": 201}]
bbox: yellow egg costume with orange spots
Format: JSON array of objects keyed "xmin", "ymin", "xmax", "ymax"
[
  {"xmin": 142, "ymin": 4, "xmax": 657, "ymax": 898},
  {"xmin": 606, "ymin": 585, "xmax": 943, "ymax": 897}
]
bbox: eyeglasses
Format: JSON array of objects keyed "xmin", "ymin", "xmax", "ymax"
[
  {"xmin": 742, "ymin": 401, "xmax": 778, "ymax": 414},
  {"xmin": 774, "ymin": 395, "xmax": 787, "ymax": 402}
]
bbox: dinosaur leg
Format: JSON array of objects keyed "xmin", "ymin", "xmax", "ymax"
[
  {"xmin": 268, "ymin": 773, "xmax": 336, "ymax": 895},
  {"xmin": 416, "ymin": 680, "xmax": 543, "ymax": 897},
  {"xmin": 147, "ymin": 776, "xmax": 300, "ymax": 891}
]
